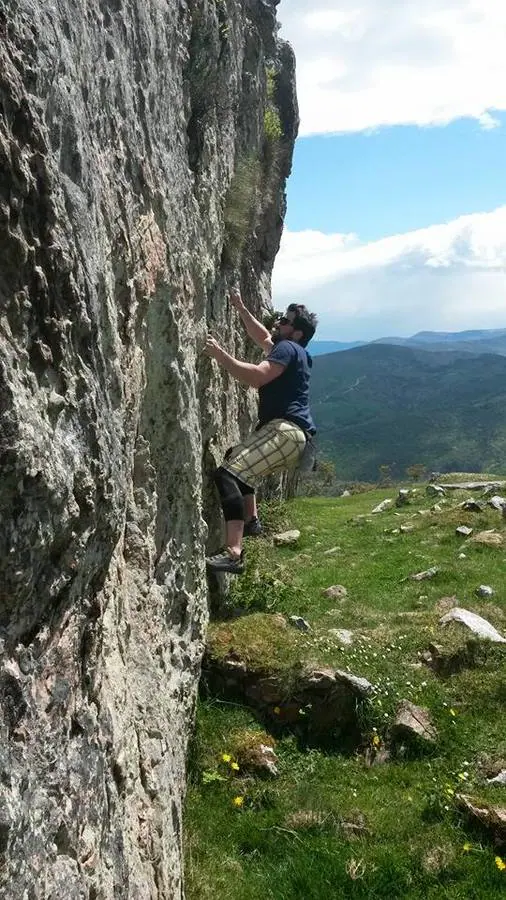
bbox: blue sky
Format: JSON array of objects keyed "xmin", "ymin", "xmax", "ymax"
[
  {"xmin": 286, "ymin": 116, "xmax": 506, "ymax": 241},
  {"xmin": 272, "ymin": 0, "xmax": 506, "ymax": 341}
]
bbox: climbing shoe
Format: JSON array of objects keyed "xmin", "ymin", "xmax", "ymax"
[
  {"xmin": 243, "ymin": 516, "xmax": 263, "ymax": 537},
  {"xmin": 206, "ymin": 549, "xmax": 245, "ymax": 575}
]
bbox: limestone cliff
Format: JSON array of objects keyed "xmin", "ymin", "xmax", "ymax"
[{"xmin": 0, "ymin": 0, "xmax": 298, "ymax": 896}]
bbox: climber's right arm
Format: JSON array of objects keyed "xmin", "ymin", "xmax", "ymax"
[{"xmin": 230, "ymin": 287, "xmax": 273, "ymax": 353}]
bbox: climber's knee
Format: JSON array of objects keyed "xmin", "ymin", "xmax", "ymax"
[{"xmin": 213, "ymin": 466, "xmax": 245, "ymax": 521}]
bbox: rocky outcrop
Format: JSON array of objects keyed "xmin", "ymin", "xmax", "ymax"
[
  {"xmin": 203, "ymin": 653, "xmax": 375, "ymax": 747},
  {"xmin": 0, "ymin": 0, "xmax": 297, "ymax": 896}
]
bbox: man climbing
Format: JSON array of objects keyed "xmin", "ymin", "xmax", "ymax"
[{"xmin": 204, "ymin": 287, "xmax": 317, "ymax": 574}]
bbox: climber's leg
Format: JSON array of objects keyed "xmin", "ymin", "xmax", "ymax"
[
  {"xmin": 243, "ymin": 492, "xmax": 262, "ymax": 536},
  {"xmin": 206, "ymin": 467, "xmax": 246, "ymax": 573}
]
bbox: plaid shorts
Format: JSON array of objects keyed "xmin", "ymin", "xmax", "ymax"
[{"xmin": 223, "ymin": 418, "xmax": 306, "ymax": 489}]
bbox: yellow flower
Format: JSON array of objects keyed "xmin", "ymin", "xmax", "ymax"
[
  {"xmin": 463, "ymin": 842, "xmax": 472, "ymax": 853},
  {"xmin": 273, "ymin": 706, "xmax": 281, "ymax": 715},
  {"xmin": 449, "ymin": 709, "xmax": 457, "ymax": 717},
  {"xmin": 232, "ymin": 796, "xmax": 244, "ymax": 808},
  {"xmin": 222, "ymin": 753, "xmax": 232, "ymax": 763},
  {"xmin": 372, "ymin": 734, "xmax": 381, "ymax": 747},
  {"xmin": 495, "ymin": 856, "xmax": 506, "ymax": 871},
  {"xmin": 231, "ymin": 762, "xmax": 240, "ymax": 771}
]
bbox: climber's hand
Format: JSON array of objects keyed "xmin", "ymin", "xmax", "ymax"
[
  {"xmin": 229, "ymin": 286, "xmax": 244, "ymax": 310},
  {"xmin": 204, "ymin": 335, "xmax": 224, "ymax": 360}
]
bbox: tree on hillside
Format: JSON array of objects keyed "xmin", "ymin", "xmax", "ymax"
[
  {"xmin": 378, "ymin": 464, "xmax": 393, "ymax": 486},
  {"xmin": 405, "ymin": 463, "xmax": 427, "ymax": 482}
]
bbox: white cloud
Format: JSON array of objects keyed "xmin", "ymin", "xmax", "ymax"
[
  {"xmin": 272, "ymin": 207, "xmax": 506, "ymax": 340},
  {"xmin": 279, "ymin": 0, "xmax": 506, "ymax": 134}
]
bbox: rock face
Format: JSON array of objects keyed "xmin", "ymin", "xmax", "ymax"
[{"xmin": 0, "ymin": 1, "xmax": 297, "ymax": 896}]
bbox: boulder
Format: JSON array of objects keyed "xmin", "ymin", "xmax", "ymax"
[
  {"xmin": 456, "ymin": 794, "xmax": 506, "ymax": 844},
  {"xmin": 426, "ymin": 484, "xmax": 446, "ymax": 498},
  {"xmin": 0, "ymin": 0, "xmax": 298, "ymax": 893},
  {"xmin": 470, "ymin": 531, "xmax": 504, "ymax": 548},
  {"xmin": 488, "ymin": 496, "xmax": 506, "ymax": 511},
  {"xmin": 273, "ymin": 530, "xmax": 301, "ymax": 546},
  {"xmin": 440, "ymin": 608, "xmax": 506, "ymax": 643},
  {"xmin": 443, "ymin": 481, "xmax": 506, "ymax": 491},
  {"xmin": 396, "ymin": 489, "xmax": 412, "ymax": 507}
]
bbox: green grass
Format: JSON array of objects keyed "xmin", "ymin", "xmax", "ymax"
[{"xmin": 185, "ymin": 485, "xmax": 506, "ymax": 899}]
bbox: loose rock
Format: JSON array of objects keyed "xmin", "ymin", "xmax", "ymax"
[
  {"xmin": 396, "ymin": 489, "xmax": 412, "ymax": 507},
  {"xmin": 322, "ymin": 585, "xmax": 348, "ymax": 600},
  {"xmin": 488, "ymin": 495, "xmax": 506, "ymax": 511},
  {"xmin": 328, "ymin": 629, "xmax": 353, "ymax": 646},
  {"xmin": 400, "ymin": 524, "xmax": 414, "ymax": 534},
  {"xmin": 288, "ymin": 616, "xmax": 311, "ymax": 632},
  {"xmin": 475, "ymin": 585, "xmax": 494, "ymax": 598},
  {"xmin": 456, "ymin": 526, "xmax": 473, "ymax": 537},
  {"xmin": 471, "ymin": 531, "xmax": 504, "ymax": 547},
  {"xmin": 371, "ymin": 499, "xmax": 393, "ymax": 514},
  {"xmin": 487, "ymin": 771, "xmax": 506, "ymax": 785},
  {"xmin": 460, "ymin": 499, "xmax": 485, "ymax": 512},
  {"xmin": 403, "ymin": 566, "xmax": 439, "ymax": 582},
  {"xmin": 391, "ymin": 700, "xmax": 437, "ymax": 744}
]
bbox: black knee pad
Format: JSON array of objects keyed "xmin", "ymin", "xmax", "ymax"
[{"xmin": 214, "ymin": 466, "xmax": 245, "ymax": 521}]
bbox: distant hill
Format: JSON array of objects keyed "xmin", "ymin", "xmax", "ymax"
[
  {"xmin": 372, "ymin": 328, "xmax": 506, "ymax": 357},
  {"xmin": 311, "ymin": 343, "xmax": 506, "ymax": 482},
  {"xmin": 312, "ymin": 328, "xmax": 506, "ymax": 359},
  {"xmin": 310, "ymin": 341, "xmax": 365, "ymax": 356},
  {"xmin": 409, "ymin": 328, "xmax": 506, "ymax": 343}
]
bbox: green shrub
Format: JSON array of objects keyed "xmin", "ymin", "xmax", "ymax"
[
  {"xmin": 223, "ymin": 155, "xmax": 261, "ymax": 264},
  {"xmin": 264, "ymin": 106, "xmax": 283, "ymax": 142},
  {"xmin": 264, "ymin": 66, "xmax": 283, "ymax": 143}
]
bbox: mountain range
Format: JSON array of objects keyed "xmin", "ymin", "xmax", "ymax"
[
  {"xmin": 310, "ymin": 330, "xmax": 506, "ymax": 482},
  {"xmin": 310, "ymin": 328, "xmax": 506, "ymax": 358}
]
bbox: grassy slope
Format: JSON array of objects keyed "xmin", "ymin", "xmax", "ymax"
[
  {"xmin": 185, "ymin": 487, "xmax": 506, "ymax": 900},
  {"xmin": 310, "ymin": 345, "xmax": 506, "ymax": 481}
]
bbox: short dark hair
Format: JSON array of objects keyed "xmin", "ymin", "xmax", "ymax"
[{"xmin": 286, "ymin": 303, "xmax": 318, "ymax": 347}]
